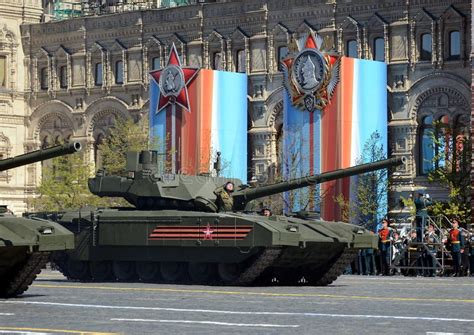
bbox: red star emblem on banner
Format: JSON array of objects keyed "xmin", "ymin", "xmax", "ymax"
[
  {"xmin": 150, "ymin": 43, "xmax": 198, "ymax": 113},
  {"xmin": 202, "ymin": 224, "xmax": 214, "ymax": 240}
]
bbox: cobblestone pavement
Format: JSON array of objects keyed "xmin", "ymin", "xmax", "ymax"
[{"xmin": 0, "ymin": 271, "xmax": 473, "ymax": 334}]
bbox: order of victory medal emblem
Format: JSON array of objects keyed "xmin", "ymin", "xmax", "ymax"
[{"xmin": 291, "ymin": 49, "xmax": 326, "ymax": 94}]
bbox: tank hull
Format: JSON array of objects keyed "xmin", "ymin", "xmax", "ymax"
[
  {"xmin": 45, "ymin": 209, "xmax": 376, "ymax": 286},
  {"xmin": 0, "ymin": 217, "xmax": 74, "ymax": 297}
]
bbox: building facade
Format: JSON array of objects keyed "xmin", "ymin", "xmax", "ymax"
[
  {"xmin": 0, "ymin": 0, "xmax": 43, "ymax": 213},
  {"xmin": 4, "ymin": 0, "xmax": 472, "ymax": 214}
]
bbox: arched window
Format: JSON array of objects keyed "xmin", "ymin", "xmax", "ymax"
[
  {"xmin": 453, "ymin": 115, "xmax": 468, "ymax": 172},
  {"xmin": 420, "ymin": 115, "xmax": 434, "ymax": 175},
  {"xmin": 115, "ymin": 60, "xmax": 123, "ymax": 84},
  {"xmin": 277, "ymin": 46, "xmax": 288, "ymax": 71},
  {"xmin": 94, "ymin": 63, "xmax": 103, "ymax": 86},
  {"xmin": 212, "ymin": 52, "xmax": 222, "ymax": 70},
  {"xmin": 151, "ymin": 57, "xmax": 160, "ymax": 71},
  {"xmin": 41, "ymin": 135, "xmax": 53, "ymax": 171},
  {"xmin": 40, "ymin": 67, "xmax": 49, "ymax": 90},
  {"xmin": 0, "ymin": 56, "xmax": 6, "ymax": 87},
  {"xmin": 373, "ymin": 37, "xmax": 385, "ymax": 62},
  {"xmin": 419, "ymin": 115, "xmax": 453, "ymax": 175},
  {"xmin": 236, "ymin": 49, "xmax": 246, "ymax": 73},
  {"xmin": 420, "ymin": 33, "xmax": 432, "ymax": 61},
  {"xmin": 94, "ymin": 133, "xmax": 104, "ymax": 169},
  {"xmin": 346, "ymin": 39, "xmax": 357, "ymax": 58},
  {"xmin": 59, "ymin": 65, "xmax": 67, "ymax": 89},
  {"xmin": 449, "ymin": 31, "xmax": 460, "ymax": 60}
]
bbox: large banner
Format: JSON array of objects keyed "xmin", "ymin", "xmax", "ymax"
[
  {"xmin": 282, "ymin": 35, "xmax": 387, "ymax": 221},
  {"xmin": 149, "ymin": 45, "xmax": 248, "ymax": 182}
]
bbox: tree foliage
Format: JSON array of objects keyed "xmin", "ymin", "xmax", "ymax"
[
  {"xmin": 336, "ymin": 131, "xmax": 388, "ymax": 230},
  {"xmin": 31, "ymin": 116, "xmax": 152, "ymax": 211},
  {"xmin": 427, "ymin": 121, "xmax": 471, "ymax": 225},
  {"xmin": 99, "ymin": 117, "xmax": 150, "ymax": 176},
  {"xmin": 29, "ymin": 152, "xmax": 101, "ymax": 211}
]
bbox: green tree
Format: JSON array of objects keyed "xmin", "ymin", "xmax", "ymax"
[
  {"xmin": 31, "ymin": 116, "xmax": 153, "ymax": 211},
  {"xmin": 99, "ymin": 117, "xmax": 150, "ymax": 176},
  {"xmin": 29, "ymin": 151, "xmax": 102, "ymax": 211},
  {"xmin": 427, "ymin": 121, "xmax": 471, "ymax": 225},
  {"xmin": 336, "ymin": 131, "xmax": 388, "ymax": 229}
]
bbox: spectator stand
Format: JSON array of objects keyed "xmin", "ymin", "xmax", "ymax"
[{"xmin": 390, "ymin": 215, "xmax": 452, "ymax": 276}]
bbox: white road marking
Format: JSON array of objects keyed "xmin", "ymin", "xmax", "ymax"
[
  {"xmin": 0, "ymin": 313, "xmax": 14, "ymax": 316},
  {"xmin": 0, "ymin": 332, "xmax": 49, "ymax": 334},
  {"xmin": 111, "ymin": 318, "xmax": 299, "ymax": 328},
  {"xmin": 3, "ymin": 301, "xmax": 473, "ymax": 323}
]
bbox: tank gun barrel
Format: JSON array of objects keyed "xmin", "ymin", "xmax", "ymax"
[
  {"xmin": 0, "ymin": 142, "xmax": 81, "ymax": 172},
  {"xmin": 232, "ymin": 156, "xmax": 405, "ymax": 209}
]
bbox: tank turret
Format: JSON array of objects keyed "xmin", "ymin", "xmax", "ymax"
[
  {"xmin": 0, "ymin": 142, "xmax": 81, "ymax": 172},
  {"xmin": 89, "ymin": 150, "xmax": 404, "ymax": 212}
]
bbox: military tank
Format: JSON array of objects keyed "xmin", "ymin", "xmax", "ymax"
[
  {"xmin": 37, "ymin": 151, "xmax": 403, "ymax": 286},
  {"xmin": 0, "ymin": 142, "xmax": 80, "ymax": 297}
]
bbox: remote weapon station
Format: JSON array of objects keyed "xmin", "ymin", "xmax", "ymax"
[
  {"xmin": 0, "ymin": 142, "xmax": 80, "ymax": 297},
  {"xmin": 40, "ymin": 151, "xmax": 403, "ymax": 286}
]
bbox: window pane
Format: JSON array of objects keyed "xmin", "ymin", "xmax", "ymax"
[
  {"xmin": 236, "ymin": 50, "xmax": 246, "ymax": 73},
  {"xmin": 449, "ymin": 31, "xmax": 460, "ymax": 59},
  {"xmin": 95, "ymin": 63, "xmax": 103, "ymax": 86},
  {"xmin": 422, "ymin": 128, "xmax": 435, "ymax": 174},
  {"xmin": 151, "ymin": 57, "xmax": 160, "ymax": 70},
  {"xmin": 278, "ymin": 46, "xmax": 288, "ymax": 71},
  {"xmin": 0, "ymin": 56, "xmax": 5, "ymax": 87},
  {"xmin": 423, "ymin": 115, "xmax": 433, "ymax": 125},
  {"xmin": 60, "ymin": 66, "xmax": 67, "ymax": 88},
  {"xmin": 41, "ymin": 67, "xmax": 49, "ymax": 90},
  {"xmin": 346, "ymin": 40, "xmax": 357, "ymax": 58},
  {"xmin": 213, "ymin": 52, "xmax": 222, "ymax": 70},
  {"xmin": 373, "ymin": 37, "xmax": 385, "ymax": 62},
  {"xmin": 420, "ymin": 33, "xmax": 432, "ymax": 60},
  {"xmin": 115, "ymin": 60, "xmax": 123, "ymax": 84}
]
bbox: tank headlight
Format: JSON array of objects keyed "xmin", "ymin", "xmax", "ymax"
[
  {"xmin": 287, "ymin": 225, "xmax": 298, "ymax": 232},
  {"xmin": 38, "ymin": 226, "xmax": 54, "ymax": 235},
  {"xmin": 356, "ymin": 229, "xmax": 365, "ymax": 234}
]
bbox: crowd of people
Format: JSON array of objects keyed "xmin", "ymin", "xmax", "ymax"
[{"xmin": 350, "ymin": 214, "xmax": 474, "ymax": 277}]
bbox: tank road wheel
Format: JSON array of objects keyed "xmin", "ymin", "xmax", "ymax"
[
  {"xmin": 217, "ymin": 263, "xmax": 243, "ymax": 285},
  {"xmin": 113, "ymin": 261, "xmax": 137, "ymax": 281},
  {"xmin": 89, "ymin": 261, "xmax": 113, "ymax": 282},
  {"xmin": 67, "ymin": 260, "xmax": 91, "ymax": 281},
  {"xmin": 188, "ymin": 263, "xmax": 216, "ymax": 284},
  {"xmin": 136, "ymin": 262, "xmax": 160, "ymax": 282},
  {"xmin": 160, "ymin": 262, "xmax": 187, "ymax": 283}
]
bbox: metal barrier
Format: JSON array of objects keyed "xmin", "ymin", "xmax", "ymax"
[{"xmin": 389, "ymin": 215, "xmax": 451, "ymax": 276}]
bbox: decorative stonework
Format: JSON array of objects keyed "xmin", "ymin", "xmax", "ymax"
[{"xmin": 8, "ymin": 0, "xmax": 472, "ymax": 213}]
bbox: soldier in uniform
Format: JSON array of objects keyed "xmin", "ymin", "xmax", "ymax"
[
  {"xmin": 414, "ymin": 192, "xmax": 431, "ymax": 242},
  {"xmin": 468, "ymin": 225, "xmax": 474, "ymax": 276},
  {"xmin": 260, "ymin": 208, "xmax": 272, "ymax": 217},
  {"xmin": 378, "ymin": 218, "xmax": 392, "ymax": 276},
  {"xmin": 214, "ymin": 181, "xmax": 234, "ymax": 212},
  {"xmin": 448, "ymin": 218, "xmax": 465, "ymax": 277},
  {"xmin": 423, "ymin": 223, "xmax": 439, "ymax": 277}
]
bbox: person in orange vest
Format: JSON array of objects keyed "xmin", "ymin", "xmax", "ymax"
[
  {"xmin": 448, "ymin": 218, "xmax": 465, "ymax": 277},
  {"xmin": 378, "ymin": 218, "xmax": 393, "ymax": 276}
]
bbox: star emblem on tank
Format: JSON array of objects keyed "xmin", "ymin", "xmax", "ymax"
[
  {"xmin": 202, "ymin": 224, "xmax": 214, "ymax": 240},
  {"xmin": 150, "ymin": 43, "xmax": 198, "ymax": 113},
  {"xmin": 281, "ymin": 33, "xmax": 341, "ymax": 112}
]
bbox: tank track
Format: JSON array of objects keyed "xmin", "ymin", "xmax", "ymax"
[
  {"xmin": 1, "ymin": 252, "xmax": 50, "ymax": 298},
  {"xmin": 234, "ymin": 247, "xmax": 282, "ymax": 286},
  {"xmin": 310, "ymin": 248, "xmax": 358, "ymax": 286},
  {"xmin": 50, "ymin": 251, "xmax": 70, "ymax": 279}
]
